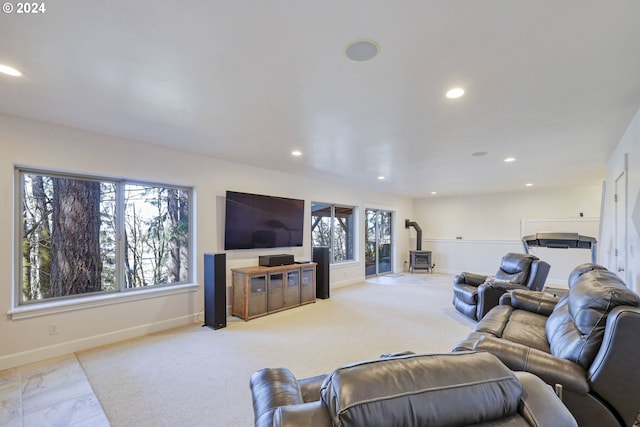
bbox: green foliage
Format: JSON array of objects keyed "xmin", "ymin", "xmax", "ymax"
[
  {"xmin": 311, "ymin": 204, "xmax": 354, "ymax": 263},
  {"xmin": 20, "ymin": 172, "xmax": 190, "ymax": 303}
]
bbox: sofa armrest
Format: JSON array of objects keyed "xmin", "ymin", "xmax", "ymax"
[
  {"xmin": 473, "ymin": 337, "xmax": 589, "ymax": 393},
  {"xmin": 526, "ymin": 260, "xmax": 551, "ymax": 291},
  {"xmin": 250, "ymin": 368, "xmax": 304, "ymax": 427},
  {"xmin": 588, "ymin": 306, "xmax": 640, "ymax": 426},
  {"xmin": 298, "ymin": 374, "xmax": 328, "ymax": 403},
  {"xmin": 477, "ymin": 282, "xmax": 527, "ymax": 319},
  {"xmin": 485, "ymin": 279, "xmax": 528, "ymax": 292},
  {"xmin": 499, "ymin": 291, "xmax": 514, "ymax": 306},
  {"xmin": 454, "ymin": 272, "xmax": 487, "ymax": 286},
  {"xmin": 514, "ymin": 372, "xmax": 578, "ymax": 427},
  {"xmin": 509, "ymin": 290, "xmax": 559, "ymax": 316},
  {"xmin": 274, "ymin": 401, "xmax": 332, "ymax": 427}
]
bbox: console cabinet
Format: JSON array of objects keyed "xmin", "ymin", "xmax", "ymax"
[{"xmin": 232, "ymin": 263, "xmax": 316, "ymax": 320}]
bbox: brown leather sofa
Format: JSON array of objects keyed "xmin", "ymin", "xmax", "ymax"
[
  {"xmin": 454, "ymin": 263, "xmax": 640, "ymax": 427},
  {"xmin": 250, "ymin": 352, "xmax": 577, "ymax": 427},
  {"xmin": 452, "ymin": 252, "xmax": 550, "ymax": 320}
]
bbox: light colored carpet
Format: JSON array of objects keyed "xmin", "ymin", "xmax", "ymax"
[{"xmin": 77, "ymin": 273, "xmax": 475, "ymax": 427}]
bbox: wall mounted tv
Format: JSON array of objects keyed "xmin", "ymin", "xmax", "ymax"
[{"xmin": 224, "ymin": 191, "xmax": 305, "ymax": 250}]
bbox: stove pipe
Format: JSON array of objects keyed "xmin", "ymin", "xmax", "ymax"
[{"xmin": 405, "ymin": 219, "xmax": 422, "ymax": 251}]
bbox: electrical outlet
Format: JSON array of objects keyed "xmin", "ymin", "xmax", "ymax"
[{"xmin": 49, "ymin": 324, "xmax": 58, "ymax": 336}]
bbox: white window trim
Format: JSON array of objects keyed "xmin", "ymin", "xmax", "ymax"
[
  {"xmin": 14, "ymin": 167, "xmax": 194, "ymax": 310},
  {"xmin": 311, "ymin": 202, "xmax": 357, "ymax": 264},
  {"xmin": 9, "ymin": 282, "xmax": 198, "ymax": 320},
  {"xmin": 330, "ymin": 260, "xmax": 359, "ymax": 269}
]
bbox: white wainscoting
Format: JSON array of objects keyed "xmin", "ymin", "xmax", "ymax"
[
  {"xmin": 421, "ymin": 239, "xmax": 522, "ymax": 276},
  {"xmin": 420, "ymin": 239, "xmax": 581, "ymax": 286}
]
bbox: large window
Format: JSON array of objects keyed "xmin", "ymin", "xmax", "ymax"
[
  {"xmin": 17, "ymin": 169, "xmax": 192, "ymax": 305},
  {"xmin": 311, "ymin": 203, "xmax": 355, "ymax": 263}
]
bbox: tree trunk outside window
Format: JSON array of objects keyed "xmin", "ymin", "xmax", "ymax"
[{"xmin": 50, "ymin": 178, "xmax": 103, "ymax": 296}]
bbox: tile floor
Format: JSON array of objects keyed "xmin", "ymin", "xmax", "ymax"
[{"xmin": 0, "ymin": 355, "xmax": 110, "ymax": 427}]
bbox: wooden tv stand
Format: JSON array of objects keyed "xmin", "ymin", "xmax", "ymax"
[{"xmin": 231, "ymin": 263, "xmax": 316, "ymax": 321}]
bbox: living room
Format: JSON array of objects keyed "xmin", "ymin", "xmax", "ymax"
[{"xmin": 1, "ymin": 2, "xmax": 640, "ymax": 426}]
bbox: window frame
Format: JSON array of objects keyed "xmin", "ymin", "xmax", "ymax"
[
  {"xmin": 13, "ymin": 167, "xmax": 195, "ymax": 314},
  {"xmin": 310, "ymin": 202, "xmax": 357, "ymax": 264}
]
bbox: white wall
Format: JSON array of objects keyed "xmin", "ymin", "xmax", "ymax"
[
  {"xmin": 413, "ymin": 185, "xmax": 603, "ymax": 285},
  {"xmin": 0, "ymin": 114, "xmax": 414, "ymax": 370},
  {"xmin": 601, "ymin": 107, "xmax": 640, "ymax": 293},
  {"xmin": 4, "ymin": 104, "xmax": 636, "ymax": 370}
]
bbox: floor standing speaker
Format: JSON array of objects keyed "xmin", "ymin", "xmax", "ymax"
[
  {"xmin": 204, "ymin": 253, "xmax": 227, "ymax": 329},
  {"xmin": 312, "ymin": 246, "xmax": 330, "ymax": 299}
]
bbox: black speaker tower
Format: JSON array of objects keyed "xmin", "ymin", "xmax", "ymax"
[
  {"xmin": 312, "ymin": 246, "xmax": 330, "ymax": 299},
  {"xmin": 204, "ymin": 253, "xmax": 227, "ymax": 330}
]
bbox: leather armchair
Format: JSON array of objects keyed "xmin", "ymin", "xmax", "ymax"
[
  {"xmin": 454, "ymin": 263, "xmax": 640, "ymax": 427},
  {"xmin": 250, "ymin": 352, "xmax": 577, "ymax": 427},
  {"xmin": 452, "ymin": 252, "xmax": 550, "ymax": 320}
]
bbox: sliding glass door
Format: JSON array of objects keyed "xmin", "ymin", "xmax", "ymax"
[{"xmin": 365, "ymin": 209, "xmax": 393, "ymax": 276}]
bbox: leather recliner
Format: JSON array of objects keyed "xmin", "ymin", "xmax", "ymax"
[
  {"xmin": 452, "ymin": 252, "xmax": 550, "ymax": 320},
  {"xmin": 454, "ymin": 263, "xmax": 640, "ymax": 427},
  {"xmin": 250, "ymin": 351, "xmax": 577, "ymax": 427}
]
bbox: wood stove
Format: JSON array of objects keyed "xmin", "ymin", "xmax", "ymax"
[
  {"xmin": 405, "ymin": 219, "xmax": 433, "ymax": 273},
  {"xmin": 409, "ymin": 250, "xmax": 432, "ymax": 273}
]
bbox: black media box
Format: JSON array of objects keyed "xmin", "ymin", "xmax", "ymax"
[{"xmin": 259, "ymin": 254, "xmax": 295, "ymax": 267}]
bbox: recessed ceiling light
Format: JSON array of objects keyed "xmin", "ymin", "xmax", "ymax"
[
  {"xmin": 377, "ymin": 176, "xmax": 385, "ymax": 181},
  {"xmin": 431, "ymin": 191, "xmax": 438, "ymax": 195},
  {"xmin": 504, "ymin": 157, "xmax": 516, "ymax": 163},
  {"xmin": 472, "ymin": 151, "xmax": 488, "ymax": 157},
  {"xmin": 345, "ymin": 39, "xmax": 380, "ymax": 62},
  {"xmin": 446, "ymin": 88, "xmax": 464, "ymax": 99},
  {"xmin": 0, "ymin": 64, "xmax": 22, "ymax": 77},
  {"xmin": 525, "ymin": 183, "xmax": 533, "ymax": 187},
  {"xmin": 291, "ymin": 150, "xmax": 302, "ymax": 156}
]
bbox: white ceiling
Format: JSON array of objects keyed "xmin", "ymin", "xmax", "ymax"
[{"xmin": 1, "ymin": 1, "xmax": 640, "ymax": 198}]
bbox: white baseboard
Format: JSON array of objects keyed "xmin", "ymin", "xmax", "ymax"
[
  {"xmin": 331, "ymin": 277, "xmax": 363, "ymax": 289},
  {"xmin": 0, "ymin": 314, "xmax": 198, "ymax": 371}
]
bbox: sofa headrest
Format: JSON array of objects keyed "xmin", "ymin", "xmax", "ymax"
[
  {"xmin": 567, "ymin": 263, "xmax": 608, "ymax": 289},
  {"xmin": 569, "ymin": 269, "xmax": 640, "ymax": 336},
  {"xmin": 495, "ymin": 252, "xmax": 538, "ymax": 283},
  {"xmin": 547, "ymin": 267, "xmax": 640, "ymax": 368},
  {"xmin": 320, "ymin": 352, "xmax": 522, "ymax": 427}
]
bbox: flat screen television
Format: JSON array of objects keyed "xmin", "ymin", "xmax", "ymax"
[{"xmin": 224, "ymin": 191, "xmax": 305, "ymax": 250}]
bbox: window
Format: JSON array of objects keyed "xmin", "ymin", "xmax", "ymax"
[
  {"xmin": 17, "ymin": 169, "xmax": 192, "ymax": 305},
  {"xmin": 311, "ymin": 203, "xmax": 355, "ymax": 263}
]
